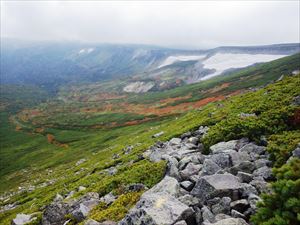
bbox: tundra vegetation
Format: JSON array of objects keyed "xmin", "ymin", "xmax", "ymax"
[{"xmin": 0, "ymin": 53, "xmax": 299, "ymax": 224}]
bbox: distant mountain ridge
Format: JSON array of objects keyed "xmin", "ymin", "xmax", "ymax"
[{"xmin": 1, "ymin": 39, "xmax": 299, "ymax": 92}]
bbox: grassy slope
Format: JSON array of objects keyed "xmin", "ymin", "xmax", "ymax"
[
  {"xmin": 0, "ymin": 54, "xmax": 299, "ymax": 224},
  {"xmin": 0, "ymin": 73, "xmax": 299, "ymax": 223}
]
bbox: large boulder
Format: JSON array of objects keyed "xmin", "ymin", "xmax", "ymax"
[
  {"xmin": 178, "ymin": 154, "xmax": 202, "ymax": 170},
  {"xmin": 253, "ymin": 166, "xmax": 273, "ymax": 181},
  {"xmin": 179, "ymin": 163, "xmax": 202, "ymax": 180},
  {"xmin": 191, "ymin": 174, "xmax": 242, "ymax": 203},
  {"xmin": 201, "ymin": 159, "xmax": 221, "ymax": 176},
  {"xmin": 70, "ymin": 192, "xmax": 100, "ymax": 221},
  {"xmin": 118, "ymin": 192, "xmax": 193, "ymax": 225},
  {"xmin": 225, "ymin": 150, "xmax": 250, "ymax": 166},
  {"xmin": 99, "ymin": 192, "xmax": 116, "ymax": 205},
  {"xmin": 210, "ymin": 153, "xmax": 232, "ymax": 169},
  {"xmin": 239, "ymin": 143, "xmax": 265, "ymax": 155},
  {"xmin": 210, "ymin": 140, "xmax": 238, "ymax": 154},
  {"xmin": 42, "ymin": 202, "xmax": 70, "ymax": 225},
  {"xmin": 229, "ymin": 161, "xmax": 255, "ymax": 175},
  {"xmin": 169, "ymin": 138, "xmax": 182, "ymax": 146},
  {"xmin": 145, "ymin": 176, "xmax": 180, "ymax": 198}
]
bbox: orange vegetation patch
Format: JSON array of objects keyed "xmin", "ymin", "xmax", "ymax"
[
  {"xmin": 47, "ymin": 134, "xmax": 55, "ymax": 144},
  {"xmin": 124, "ymin": 118, "xmax": 151, "ymax": 126},
  {"xmin": 46, "ymin": 133, "xmax": 68, "ymax": 148},
  {"xmin": 35, "ymin": 127, "xmax": 44, "ymax": 133},
  {"xmin": 115, "ymin": 95, "xmax": 225, "ymax": 116},
  {"xmin": 15, "ymin": 125, "xmax": 22, "ymax": 131}
]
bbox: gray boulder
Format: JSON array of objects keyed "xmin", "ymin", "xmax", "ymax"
[
  {"xmin": 185, "ymin": 143, "xmax": 198, "ymax": 150},
  {"xmin": 100, "ymin": 192, "xmax": 116, "ymax": 205},
  {"xmin": 187, "ymin": 137, "xmax": 198, "ymax": 145},
  {"xmin": 230, "ymin": 161, "xmax": 255, "ymax": 175},
  {"xmin": 12, "ymin": 214, "xmax": 36, "ymax": 225},
  {"xmin": 239, "ymin": 143, "xmax": 265, "ymax": 155},
  {"xmin": 231, "ymin": 210, "xmax": 246, "ymax": 219},
  {"xmin": 225, "ymin": 150, "xmax": 250, "ymax": 166},
  {"xmin": 145, "ymin": 176, "xmax": 180, "ymax": 198},
  {"xmin": 181, "ymin": 131, "xmax": 192, "ymax": 139},
  {"xmin": 71, "ymin": 192, "xmax": 100, "ymax": 221},
  {"xmin": 166, "ymin": 157, "xmax": 180, "ymax": 180},
  {"xmin": 179, "ymin": 163, "xmax": 202, "ymax": 180},
  {"xmin": 240, "ymin": 183, "xmax": 258, "ymax": 197},
  {"xmin": 237, "ymin": 172, "xmax": 253, "ymax": 183},
  {"xmin": 253, "ymin": 166, "xmax": 273, "ymax": 181},
  {"xmin": 292, "ymin": 145, "xmax": 300, "ymax": 158},
  {"xmin": 178, "ymin": 154, "xmax": 202, "ymax": 170},
  {"xmin": 211, "ymin": 197, "xmax": 231, "ymax": 215},
  {"xmin": 250, "ymin": 179, "xmax": 270, "ymax": 194},
  {"xmin": 180, "ymin": 181, "xmax": 194, "ymax": 191},
  {"xmin": 202, "ymin": 206, "xmax": 215, "ymax": 223},
  {"xmin": 210, "ymin": 153, "xmax": 232, "ymax": 168},
  {"xmin": 178, "ymin": 194, "xmax": 200, "ymax": 207},
  {"xmin": 118, "ymin": 192, "xmax": 193, "ymax": 225},
  {"xmin": 230, "ymin": 199, "xmax": 249, "ymax": 213},
  {"xmin": 255, "ymin": 159, "xmax": 271, "ymax": 169},
  {"xmin": 248, "ymin": 194, "xmax": 262, "ymax": 210},
  {"xmin": 210, "ymin": 140, "xmax": 238, "ymax": 154},
  {"xmin": 54, "ymin": 193, "xmax": 64, "ymax": 202},
  {"xmin": 201, "ymin": 159, "xmax": 221, "ymax": 176},
  {"xmin": 42, "ymin": 202, "xmax": 70, "ymax": 225},
  {"xmin": 191, "ymin": 174, "xmax": 242, "ymax": 203},
  {"xmin": 169, "ymin": 138, "xmax": 182, "ymax": 146}
]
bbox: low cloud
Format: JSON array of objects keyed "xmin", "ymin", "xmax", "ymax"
[{"xmin": 1, "ymin": 1, "xmax": 299, "ymax": 49}]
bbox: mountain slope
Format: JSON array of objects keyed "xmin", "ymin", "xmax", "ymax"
[
  {"xmin": 2, "ymin": 40, "xmax": 299, "ymax": 92},
  {"xmin": 0, "ymin": 73, "xmax": 299, "ymax": 224}
]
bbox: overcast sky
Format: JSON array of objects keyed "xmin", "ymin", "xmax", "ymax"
[{"xmin": 1, "ymin": 1, "xmax": 299, "ymax": 49}]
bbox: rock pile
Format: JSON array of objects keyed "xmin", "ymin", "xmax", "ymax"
[
  {"xmin": 11, "ymin": 126, "xmax": 274, "ymax": 225},
  {"xmin": 119, "ymin": 126, "xmax": 272, "ymax": 225}
]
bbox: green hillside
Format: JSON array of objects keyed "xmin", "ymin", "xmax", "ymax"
[{"xmin": 0, "ymin": 55, "xmax": 299, "ymax": 224}]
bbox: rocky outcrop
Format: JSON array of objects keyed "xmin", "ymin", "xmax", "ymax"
[
  {"xmin": 119, "ymin": 126, "xmax": 273, "ymax": 225},
  {"xmin": 19, "ymin": 125, "xmax": 273, "ymax": 225}
]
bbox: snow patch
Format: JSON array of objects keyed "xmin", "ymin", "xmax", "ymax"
[
  {"xmin": 78, "ymin": 48, "xmax": 94, "ymax": 54},
  {"xmin": 158, "ymin": 55, "xmax": 206, "ymax": 68},
  {"xmin": 123, "ymin": 82, "xmax": 155, "ymax": 93},
  {"xmin": 201, "ymin": 53, "xmax": 288, "ymax": 80}
]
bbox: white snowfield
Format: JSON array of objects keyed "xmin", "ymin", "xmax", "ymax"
[
  {"xmin": 158, "ymin": 55, "xmax": 206, "ymax": 68},
  {"xmin": 78, "ymin": 48, "xmax": 94, "ymax": 54},
  {"xmin": 200, "ymin": 53, "xmax": 288, "ymax": 80}
]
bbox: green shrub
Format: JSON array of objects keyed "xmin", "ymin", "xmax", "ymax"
[
  {"xmin": 90, "ymin": 191, "xmax": 143, "ymax": 222},
  {"xmin": 251, "ymin": 132, "xmax": 300, "ymax": 225}
]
